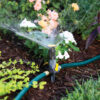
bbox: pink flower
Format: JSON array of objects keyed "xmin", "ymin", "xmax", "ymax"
[
  {"xmin": 47, "ymin": 9, "xmax": 52, "ymax": 17},
  {"xmin": 47, "ymin": 10, "xmax": 58, "ymax": 20},
  {"xmin": 42, "ymin": 26, "xmax": 52, "ymax": 35},
  {"xmin": 37, "ymin": 9, "xmax": 59, "ymax": 35},
  {"xmin": 41, "ymin": 15, "xmax": 48, "ymax": 21},
  {"xmin": 37, "ymin": 0, "xmax": 42, "ymax": 2},
  {"xmin": 34, "ymin": 1, "xmax": 42, "ymax": 11},
  {"xmin": 50, "ymin": 11, "xmax": 58, "ymax": 20},
  {"xmin": 29, "ymin": 0, "xmax": 35, "ymax": 3},
  {"xmin": 49, "ymin": 20, "xmax": 59, "ymax": 29}
]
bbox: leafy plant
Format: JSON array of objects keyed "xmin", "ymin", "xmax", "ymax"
[
  {"xmin": 75, "ymin": 0, "xmax": 100, "ymax": 39},
  {"xmin": 0, "ymin": 55, "xmax": 39, "ymax": 99},
  {"xmin": 51, "ymin": 0, "xmax": 100, "ymax": 39},
  {"xmin": 61, "ymin": 77, "xmax": 100, "ymax": 100},
  {"xmin": 85, "ymin": 12, "xmax": 100, "ymax": 49}
]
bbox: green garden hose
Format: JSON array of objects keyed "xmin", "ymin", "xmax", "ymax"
[
  {"xmin": 15, "ymin": 71, "xmax": 50, "ymax": 100},
  {"xmin": 15, "ymin": 55, "xmax": 100, "ymax": 100},
  {"xmin": 61, "ymin": 55, "xmax": 100, "ymax": 69}
]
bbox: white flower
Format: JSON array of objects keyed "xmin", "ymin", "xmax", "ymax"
[
  {"xmin": 64, "ymin": 51, "xmax": 70, "ymax": 59},
  {"xmin": 56, "ymin": 51, "xmax": 64, "ymax": 59},
  {"xmin": 56, "ymin": 51, "xmax": 70, "ymax": 60},
  {"xmin": 60, "ymin": 31, "xmax": 77, "ymax": 44},
  {"xmin": 56, "ymin": 31, "xmax": 76, "ymax": 60},
  {"xmin": 20, "ymin": 18, "xmax": 37, "ymax": 28}
]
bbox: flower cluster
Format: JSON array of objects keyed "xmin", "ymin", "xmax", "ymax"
[
  {"xmin": 27, "ymin": 0, "xmax": 79, "ymax": 60},
  {"xmin": 56, "ymin": 51, "xmax": 70, "ymax": 60},
  {"xmin": 29, "ymin": 0, "xmax": 42, "ymax": 11},
  {"xmin": 60, "ymin": 31, "xmax": 77, "ymax": 44},
  {"xmin": 28, "ymin": 0, "xmax": 59, "ymax": 35},
  {"xmin": 56, "ymin": 31, "xmax": 77, "ymax": 60},
  {"xmin": 38, "ymin": 9, "xmax": 59, "ymax": 35}
]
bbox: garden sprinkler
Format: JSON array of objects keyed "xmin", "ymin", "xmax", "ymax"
[
  {"xmin": 49, "ymin": 46, "xmax": 56, "ymax": 82},
  {"xmin": 48, "ymin": 45, "xmax": 61, "ymax": 82}
]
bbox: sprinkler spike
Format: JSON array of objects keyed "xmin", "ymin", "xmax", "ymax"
[
  {"xmin": 49, "ymin": 47, "xmax": 56, "ymax": 82},
  {"xmin": 51, "ymin": 73, "xmax": 55, "ymax": 83}
]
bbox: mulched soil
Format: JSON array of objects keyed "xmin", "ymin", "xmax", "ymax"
[{"xmin": 0, "ymin": 32, "xmax": 100, "ymax": 100}]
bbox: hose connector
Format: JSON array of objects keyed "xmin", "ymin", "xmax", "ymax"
[{"xmin": 55, "ymin": 63, "xmax": 61, "ymax": 72}]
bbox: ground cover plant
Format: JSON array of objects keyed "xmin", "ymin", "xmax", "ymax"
[
  {"xmin": 61, "ymin": 77, "xmax": 100, "ymax": 100},
  {"xmin": 0, "ymin": 50, "xmax": 40, "ymax": 99}
]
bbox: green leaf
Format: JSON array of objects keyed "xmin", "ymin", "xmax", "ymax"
[
  {"xmin": 19, "ymin": 59, "xmax": 23, "ymax": 65},
  {"xmin": 32, "ymin": 81, "xmax": 38, "ymax": 88},
  {"xmin": 39, "ymin": 81, "xmax": 47, "ymax": 90},
  {"xmin": 68, "ymin": 42, "xmax": 80, "ymax": 52}
]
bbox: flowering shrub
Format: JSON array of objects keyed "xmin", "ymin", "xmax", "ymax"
[
  {"xmin": 0, "ymin": 0, "xmax": 80, "ymax": 61},
  {"xmin": 38, "ymin": 9, "xmax": 59, "ymax": 35}
]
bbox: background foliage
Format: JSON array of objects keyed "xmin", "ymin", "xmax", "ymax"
[
  {"xmin": 0, "ymin": 0, "xmax": 100, "ymax": 60},
  {"xmin": 0, "ymin": 0, "xmax": 100, "ymax": 37}
]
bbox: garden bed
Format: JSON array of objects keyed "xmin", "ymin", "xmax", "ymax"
[{"xmin": 0, "ymin": 33, "xmax": 100, "ymax": 100}]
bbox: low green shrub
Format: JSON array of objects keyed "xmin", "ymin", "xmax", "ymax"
[
  {"xmin": 58, "ymin": 0, "xmax": 100, "ymax": 39},
  {"xmin": 61, "ymin": 77, "xmax": 100, "ymax": 100},
  {"xmin": 76, "ymin": 0, "xmax": 100, "ymax": 40}
]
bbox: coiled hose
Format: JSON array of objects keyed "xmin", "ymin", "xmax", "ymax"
[{"xmin": 15, "ymin": 55, "xmax": 100, "ymax": 100}]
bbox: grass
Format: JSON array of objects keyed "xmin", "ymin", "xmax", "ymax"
[{"xmin": 61, "ymin": 76, "xmax": 100, "ymax": 100}]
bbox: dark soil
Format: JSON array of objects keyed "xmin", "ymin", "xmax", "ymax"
[{"xmin": 0, "ymin": 33, "xmax": 100, "ymax": 100}]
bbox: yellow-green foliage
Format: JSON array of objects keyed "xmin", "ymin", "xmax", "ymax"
[
  {"xmin": 0, "ymin": 50, "xmax": 2, "ymax": 56},
  {"xmin": 32, "ymin": 81, "xmax": 47, "ymax": 90},
  {"xmin": 0, "ymin": 58, "xmax": 39, "ymax": 99}
]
